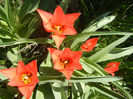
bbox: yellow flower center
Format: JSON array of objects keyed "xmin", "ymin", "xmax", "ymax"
[
  {"xmin": 53, "ymin": 25, "xmax": 64, "ymax": 34},
  {"xmin": 21, "ymin": 73, "xmax": 32, "ymax": 84},
  {"xmin": 60, "ymin": 59, "xmax": 69, "ymax": 68}
]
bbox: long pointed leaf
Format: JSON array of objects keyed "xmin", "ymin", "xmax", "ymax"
[
  {"xmin": 0, "ymin": 38, "xmax": 54, "ymax": 47},
  {"xmin": 89, "ymin": 35, "xmax": 130, "ymax": 62}
]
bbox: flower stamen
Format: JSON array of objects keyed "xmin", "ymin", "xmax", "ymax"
[
  {"xmin": 60, "ymin": 59, "xmax": 69, "ymax": 68},
  {"xmin": 21, "ymin": 73, "xmax": 32, "ymax": 84},
  {"xmin": 53, "ymin": 25, "xmax": 64, "ymax": 34}
]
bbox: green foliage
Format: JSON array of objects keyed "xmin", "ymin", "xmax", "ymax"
[{"xmin": 0, "ymin": 0, "xmax": 133, "ymax": 99}]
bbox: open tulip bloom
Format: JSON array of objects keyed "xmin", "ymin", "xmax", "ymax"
[
  {"xmin": 37, "ymin": 6, "xmax": 80, "ymax": 48},
  {"xmin": 48, "ymin": 48, "xmax": 83, "ymax": 80},
  {"xmin": 104, "ymin": 62, "xmax": 120, "ymax": 76},
  {"xmin": 0, "ymin": 60, "xmax": 39, "ymax": 99}
]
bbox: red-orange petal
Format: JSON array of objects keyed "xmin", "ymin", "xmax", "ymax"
[
  {"xmin": 52, "ymin": 35, "xmax": 66, "ymax": 49},
  {"xmin": 26, "ymin": 60, "xmax": 38, "ymax": 75},
  {"xmin": 63, "ymin": 26, "xmax": 77, "ymax": 35},
  {"xmin": 48, "ymin": 48, "xmax": 62, "ymax": 64},
  {"xmin": 104, "ymin": 62, "xmax": 120, "ymax": 76},
  {"xmin": 70, "ymin": 62, "xmax": 82, "ymax": 70},
  {"xmin": 59, "ymin": 48, "xmax": 73, "ymax": 59},
  {"xmin": 54, "ymin": 61, "xmax": 64, "ymax": 70},
  {"xmin": 0, "ymin": 68, "xmax": 16, "ymax": 80},
  {"xmin": 37, "ymin": 9, "xmax": 53, "ymax": 32},
  {"xmin": 8, "ymin": 75, "xmax": 23, "ymax": 86},
  {"xmin": 81, "ymin": 38, "xmax": 98, "ymax": 52},
  {"xmin": 51, "ymin": 6, "xmax": 66, "ymax": 25},
  {"xmin": 72, "ymin": 51, "xmax": 83, "ymax": 62},
  {"xmin": 65, "ymin": 13, "xmax": 81, "ymax": 26},
  {"xmin": 16, "ymin": 61, "xmax": 28, "ymax": 74},
  {"xmin": 47, "ymin": 48, "xmax": 56, "ymax": 55},
  {"xmin": 59, "ymin": 69, "xmax": 74, "ymax": 80},
  {"xmin": 37, "ymin": 9, "xmax": 52, "ymax": 23},
  {"xmin": 18, "ymin": 85, "xmax": 36, "ymax": 99}
]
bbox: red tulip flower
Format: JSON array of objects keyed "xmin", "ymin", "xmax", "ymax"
[
  {"xmin": 48, "ymin": 48, "xmax": 83, "ymax": 80},
  {"xmin": 104, "ymin": 62, "xmax": 120, "ymax": 76},
  {"xmin": 37, "ymin": 6, "xmax": 80, "ymax": 48},
  {"xmin": 81, "ymin": 38, "xmax": 98, "ymax": 52},
  {"xmin": 0, "ymin": 60, "xmax": 39, "ymax": 99}
]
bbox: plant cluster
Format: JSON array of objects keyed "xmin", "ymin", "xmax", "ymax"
[{"xmin": 0, "ymin": 0, "xmax": 133, "ymax": 99}]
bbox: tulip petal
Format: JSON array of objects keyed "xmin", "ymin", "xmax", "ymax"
[
  {"xmin": 63, "ymin": 26, "xmax": 77, "ymax": 35},
  {"xmin": 60, "ymin": 70, "xmax": 74, "ymax": 80},
  {"xmin": 50, "ymin": 49, "xmax": 62, "ymax": 64},
  {"xmin": 104, "ymin": 62, "xmax": 120, "ymax": 76},
  {"xmin": 0, "ymin": 68, "xmax": 16, "ymax": 80},
  {"xmin": 60, "ymin": 48, "xmax": 73, "ymax": 59},
  {"xmin": 70, "ymin": 62, "xmax": 82, "ymax": 70},
  {"xmin": 26, "ymin": 60, "xmax": 38, "ymax": 74},
  {"xmin": 52, "ymin": 6, "xmax": 66, "ymax": 25},
  {"xmin": 65, "ymin": 13, "xmax": 81, "ymax": 26},
  {"xmin": 8, "ymin": 75, "xmax": 23, "ymax": 86},
  {"xmin": 37, "ymin": 9, "xmax": 53, "ymax": 32},
  {"xmin": 48, "ymin": 48, "xmax": 56, "ymax": 55},
  {"xmin": 18, "ymin": 85, "xmax": 35, "ymax": 99},
  {"xmin": 17, "ymin": 61, "xmax": 28, "ymax": 74},
  {"xmin": 54, "ymin": 61, "xmax": 64, "ymax": 70},
  {"xmin": 81, "ymin": 38, "xmax": 98, "ymax": 52},
  {"xmin": 52, "ymin": 35, "xmax": 66, "ymax": 49},
  {"xmin": 72, "ymin": 51, "xmax": 83, "ymax": 62},
  {"xmin": 37, "ymin": 9, "xmax": 52, "ymax": 23}
]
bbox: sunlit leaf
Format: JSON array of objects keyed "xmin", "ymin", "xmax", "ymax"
[
  {"xmin": 83, "ymin": 15, "xmax": 116, "ymax": 32},
  {"xmin": 0, "ymin": 38, "xmax": 54, "ymax": 47},
  {"xmin": 97, "ymin": 46, "xmax": 133, "ymax": 62},
  {"xmin": 89, "ymin": 35, "xmax": 130, "ymax": 62}
]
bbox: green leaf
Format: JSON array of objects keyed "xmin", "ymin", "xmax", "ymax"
[
  {"xmin": 52, "ymin": 82, "xmax": 68, "ymax": 99},
  {"xmin": 72, "ymin": 82, "xmax": 86, "ymax": 99},
  {"xmin": 39, "ymin": 67, "xmax": 61, "ymax": 77},
  {"xmin": 69, "ymin": 76, "xmax": 121, "ymax": 83},
  {"xmin": 24, "ymin": 17, "xmax": 39, "ymax": 38},
  {"xmin": 0, "ymin": 19, "xmax": 8, "ymax": 27},
  {"xmin": 0, "ymin": 5, "xmax": 7, "ymax": 20},
  {"xmin": 40, "ymin": 52, "xmax": 52, "ymax": 67},
  {"xmin": 35, "ymin": 83, "xmax": 55, "ymax": 99},
  {"xmin": 7, "ymin": 47, "xmax": 22, "ymax": 65},
  {"xmin": 0, "ymin": 29, "xmax": 11, "ymax": 39},
  {"xmin": 69, "ymin": 14, "xmax": 116, "ymax": 49},
  {"xmin": 81, "ymin": 61, "xmax": 94, "ymax": 74},
  {"xmin": 81, "ymin": 57, "xmax": 133, "ymax": 99},
  {"xmin": 4, "ymin": 0, "xmax": 10, "ymax": 19},
  {"xmin": 112, "ymin": 82, "xmax": 133, "ymax": 99},
  {"xmin": 64, "ymin": 31, "xmax": 133, "ymax": 43},
  {"xmin": 80, "ymin": 57, "xmax": 106, "ymax": 76},
  {"xmin": 89, "ymin": 35, "xmax": 130, "ymax": 62},
  {"xmin": 83, "ymin": 15, "xmax": 116, "ymax": 32},
  {"xmin": 0, "ymin": 38, "xmax": 54, "ymax": 47},
  {"xmin": 97, "ymin": 46, "xmax": 133, "ymax": 62},
  {"xmin": 19, "ymin": 0, "xmax": 40, "ymax": 19},
  {"xmin": 38, "ymin": 76, "xmax": 121, "ymax": 83},
  {"xmin": 88, "ymin": 83, "xmax": 125, "ymax": 99}
]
